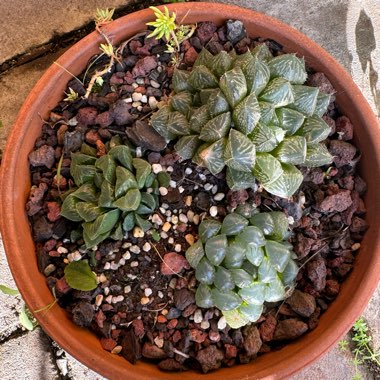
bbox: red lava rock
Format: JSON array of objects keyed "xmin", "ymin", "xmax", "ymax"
[
  {"xmin": 46, "ymin": 202, "xmax": 61, "ymax": 222},
  {"xmin": 160, "ymin": 153, "xmax": 180, "ymax": 167},
  {"xmin": 172, "ymin": 330, "xmax": 182, "ymax": 343},
  {"xmin": 196, "ymin": 345, "xmax": 224, "ymax": 373},
  {"xmin": 167, "ymin": 319, "xmax": 178, "ymax": 329},
  {"xmin": 112, "ymin": 100, "xmax": 134, "ymax": 126},
  {"xmin": 72, "ymin": 302, "xmax": 94, "ymax": 327},
  {"xmin": 306, "ymin": 258, "xmax": 327, "ymax": 291},
  {"xmin": 259, "ymin": 314, "xmax": 277, "ymax": 342},
  {"xmin": 227, "ymin": 189, "xmax": 249, "ymax": 208},
  {"xmin": 174, "ymin": 289, "xmax": 195, "ymax": 310},
  {"xmin": 189, "ymin": 329, "xmax": 207, "ymax": 343},
  {"xmin": 132, "ymin": 319, "xmax": 145, "ymax": 338},
  {"xmin": 142, "ymin": 343, "xmax": 167, "ymax": 359},
  {"xmin": 57, "ymin": 124, "xmax": 68, "ymax": 145},
  {"xmin": 132, "ymin": 56, "xmax": 158, "ymax": 77},
  {"xmin": 100, "ymin": 337, "xmax": 117, "ymax": 352},
  {"xmin": 182, "ymin": 303, "xmax": 197, "ymax": 318},
  {"xmin": 308, "ymin": 307, "xmax": 321, "ymax": 330},
  {"xmin": 307, "ymin": 72, "xmax": 336, "ymax": 97},
  {"xmin": 121, "ymin": 329, "xmax": 142, "ymax": 364},
  {"xmin": 125, "ymin": 120, "xmax": 166, "ymax": 152},
  {"xmin": 350, "ymin": 216, "xmax": 369, "ymax": 233},
  {"xmin": 76, "ymin": 107, "xmax": 98, "ymax": 126},
  {"xmin": 95, "ymin": 309, "xmax": 106, "ymax": 329},
  {"xmin": 335, "ymin": 263, "xmax": 353, "ymax": 277},
  {"xmin": 325, "ymin": 279, "xmax": 340, "ymax": 297},
  {"xmin": 224, "ymin": 344, "xmax": 237, "ymax": 359},
  {"xmin": 294, "ymin": 233, "xmax": 314, "ymax": 259},
  {"xmin": 44, "ymin": 239, "xmax": 56, "ymax": 252},
  {"xmin": 96, "ymin": 111, "xmax": 115, "ymax": 128},
  {"xmin": 29, "ymin": 145, "xmax": 56, "ymax": 169},
  {"xmin": 184, "ymin": 47, "xmax": 198, "ymax": 65},
  {"xmin": 286, "ymin": 290, "xmax": 316, "ymax": 317},
  {"xmin": 196, "ymin": 21, "xmax": 218, "ymax": 45},
  {"xmin": 157, "ymin": 315, "xmax": 167, "ymax": 323},
  {"xmin": 55, "ymin": 277, "xmax": 71, "ymax": 295},
  {"xmin": 329, "ymin": 140, "xmax": 357, "ymax": 168},
  {"xmin": 273, "ymin": 319, "xmax": 308, "ymax": 341},
  {"xmin": 158, "ymin": 358, "xmax": 186, "ymax": 372},
  {"xmin": 335, "ymin": 116, "xmax": 354, "ymax": 141},
  {"xmin": 129, "ymin": 40, "xmax": 142, "ymax": 54},
  {"xmin": 110, "ymin": 74, "xmax": 124, "ymax": 85},
  {"xmin": 242, "ymin": 325, "xmax": 262, "ymax": 356},
  {"xmin": 96, "ymin": 140, "xmax": 106, "ymax": 157},
  {"xmin": 208, "ymin": 330, "xmax": 220, "ymax": 342},
  {"xmin": 160, "ymin": 252, "xmax": 189, "ymax": 275},
  {"xmin": 26, "ymin": 182, "xmax": 48, "ymax": 216},
  {"xmin": 52, "ymin": 174, "xmax": 67, "ymax": 190},
  {"xmin": 318, "ymin": 189, "xmax": 352, "ymax": 212},
  {"xmin": 85, "ymin": 130, "xmax": 100, "ymax": 145},
  {"xmin": 278, "ymin": 303, "xmax": 298, "ymax": 317}
]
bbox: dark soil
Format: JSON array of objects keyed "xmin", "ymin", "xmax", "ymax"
[{"xmin": 26, "ymin": 20, "xmax": 368, "ymax": 373}]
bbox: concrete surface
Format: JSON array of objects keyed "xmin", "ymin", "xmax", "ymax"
[{"xmin": 0, "ymin": 0, "xmax": 379, "ymax": 379}]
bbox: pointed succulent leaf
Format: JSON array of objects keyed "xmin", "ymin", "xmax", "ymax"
[
  {"xmin": 276, "ymin": 107, "xmax": 305, "ymax": 135},
  {"xmin": 136, "ymin": 192, "xmax": 157, "ymax": 214},
  {"xmin": 214, "ymin": 266, "xmax": 235, "ymax": 292},
  {"xmin": 212, "ymin": 288, "xmax": 242, "ymax": 311},
  {"xmin": 195, "ymin": 257, "xmax": 215, "ymax": 285},
  {"xmin": 259, "ymin": 101, "xmax": 276, "ymax": 124},
  {"xmin": 238, "ymin": 225, "xmax": 266, "ymax": 247},
  {"xmin": 242, "ymin": 56, "xmax": 270, "ymax": 95},
  {"xmin": 170, "ymin": 92, "xmax": 193, "ymax": 115},
  {"xmin": 195, "ymin": 284, "xmax": 214, "ymax": 308},
  {"xmin": 83, "ymin": 229, "xmax": 111, "ymax": 249},
  {"xmin": 239, "ymin": 303, "xmax": 263, "ymax": 322},
  {"xmin": 288, "ymin": 85, "xmax": 319, "ymax": 116},
  {"xmin": 222, "ymin": 308, "xmax": 250, "ymax": 329},
  {"xmin": 150, "ymin": 106, "xmax": 176, "ymax": 140},
  {"xmin": 198, "ymin": 219, "xmax": 222, "ymax": 243},
  {"xmin": 249, "ymin": 123, "xmax": 285, "ymax": 152},
  {"xmin": 188, "ymin": 65, "xmax": 218, "ymax": 90},
  {"xmin": 226, "ymin": 167, "xmax": 256, "ymax": 191},
  {"xmin": 83, "ymin": 209, "xmax": 120, "ymax": 240},
  {"xmin": 186, "ymin": 239, "xmax": 205, "ymax": 268},
  {"xmin": 132, "ymin": 158, "xmax": 151, "ymax": 189},
  {"xmin": 239, "ymin": 281, "xmax": 266, "ymax": 305},
  {"xmin": 72, "ymin": 183, "xmax": 98, "ymax": 202},
  {"xmin": 112, "ymin": 188, "xmax": 141, "ymax": 212},
  {"xmin": 253, "ymin": 153, "xmax": 283, "ymax": 185},
  {"xmin": 80, "ymin": 143, "xmax": 97, "ymax": 157},
  {"xmin": 199, "ymin": 112, "xmax": 231, "ymax": 142},
  {"xmin": 230, "ymin": 268, "xmax": 253, "ymax": 288},
  {"xmin": 265, "ymin": 275, "xmax": 286, "ymax": 302},
  {"xmin": 281, "ymin": 259, "xmax": 299, "ymax": 286},
  {"xmin": 314, "ymin": 92, "xmax": 331, "ymax": 117},
  {"xmin": 60, "ymin": 194, "xmax": 83, "ymax": 222},
  {"xmin": 122, "ymin": 212, "xmax": 135, "ymax": 232},
  {"xmin": 258, "ymin": 255, "xmax": 277, "ymax": 283},
  {"xmin": 167, "ymin": 111, "xmax": 190, "ymax": 136},
  {"xmin": 263, "ymin": 163, "xmax": 303, "ymax": 198},
  {"xmin": 272, "ymin": 135, "xmax": 307, "ymax": 165},
  {"xmin": 219, "ymin": 66, "xmax": 247, "ymax": 107},
  {"xmin": 224, "ymin": 129, "xmax": 256, "ymax": 172},
  {"xmin": 265, "ymin": 240, "xmax": 291, "ymax": 272},
  {"xmin": 268, "ymin": 54, "xmax": 307, "ymax": 84},
  {"xmin": 224, "ymin": 240, "xmax": 246, "ymax": 269},
  {"xmin": 198, "ymin": 138, "xmax": 226, "ymax": 175},
  {"xmin": 189, "ymin": 105, "xmax": 210, "ymax": 133},
  {"xmin": 98, "ymin": 181, "xmax": 115, "ymax": 207},
  {"xmin": 193, "ymin": 48, "xmax": 214, "ymax": 69},
  {"xmin": 265, "ymin": 211, "xmax": 289, "ymax": 241},
  {"xmin": 108, "ymin": 145, "xmax": 133, "ymax": 170},
  {"xmin": 76, "ymin": 203, "xmax": 106, "ymax": 222},
  {"xmin": 95, "ymin": 154, "xmax": 116, "ymax": 184},
  {"xmin": 259, "ymin": 78, "xmax": 294, "ymax": 108},
  {"xmin": 135, "ymin": 214, "xmax": 152, "ymax": 232},
  {"xmin": 208, "ymin": 91, "xmax": 230, "ymax": 118},
  {"xmin": 174, "ymin": 135, "xmax": 201, "ymax": 160},
  {"xmin": 233, "ymin": 92, "xmax": 261, "ymax": 134},
  {"xmin": 110, "ymin": 222, "xmax": 123, "ymax": 240},
  {"xmin": 245, "ymin": 245, "xmax": 264, "ymax": 266},
  {"xmin": 172, "ymin": 68, "xmax": 194, "ymax": 93},
  {"xmin": 234, "ymin": 50, "xmax": 253, "ymax": 67},
  {"xmin": 221, "ymin": 213, "xmax": 249, "ymax": 236},
  {"xmin": 234, "ymin": 203, "xmax": 257, "ymax": 219},
  {"xmin": 205, "ymin": 234, "xmax": 228, "ymax": 266},
  {"xmin": 94, "ymin": 171, "xmax": 104, "ymax": 188},
  {"xmin": 242, "ymin": 260, "xmax": 258, "ymax": 277},
  {"xmin": 296, "ymin": 116, "xmax": 331, "ymax": 143},
  {"xmin": 211, "ymin": 50, "xmax": 234, "ymax": 77},
  {"xmin": 115, "ymin": 166, "xmax": 138, "ymax": 198},
  {"xmin": 301, "ymin": 143, "xmax": 333, "ymax": 167},
  {"xmin": 199, "ymin": 89, "xmax": 218, "ymax": 105},
  {"xmin": 251, "ymin": 44, "xmax": 273, "ymax": 61},
  {"xmin": 250, "ymin": 213, "xmax": 275, "ymax": 236},
  {"xmin": 71, "ymin": 152, "xmax": 96, "ymax": 167},
  {"xmin": 70, "ymin": 165, "xmax": 97, "ymax": 186}
]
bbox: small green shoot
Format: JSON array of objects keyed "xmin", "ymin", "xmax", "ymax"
[
  {"xmin": 19, "ymin": 305, "xmax": 36, "ymax": 331},
  {"xmin": 63, "ymin": 87, "xmax": 79, "ymax": 102},
  {"xmin": 147, "ymin": 6, "xmax": 177, "ymax": 41},
  {"xmin": 0, "ymin": 284, "xmax": 20, "ymax": 295},
  {"xmin": 99, "ymin": 43, "xmax": 115, "ymax": 57},
  {"xmin": 338, "ymin": 338, "xmax": 349, "ymax": 351},
  {"xmin": 95, "ymin": 8, "xmax": 115, "ymax": 27}
]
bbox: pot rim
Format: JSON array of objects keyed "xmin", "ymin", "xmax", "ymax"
[{"xmin": 1, "ymin": 2, "xmax": 380, "ymax": 379}]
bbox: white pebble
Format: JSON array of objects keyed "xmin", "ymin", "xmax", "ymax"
[
  {"xmin": 110, "ymin": 262, "xmax": 119, "ymax": 270},
  {"xmin": 187, "ymin": 210, "xmax": 195, "ymax": 222},
  {"xmin": 287, "ymin": 216, "xmax": 295, "ymax": 225},
  {"xmin": 160, "ymin": 231, "xmax": 168, "ymax": 239},
  {"xmin": 185, "ymin": 167, "xmax": 193, "ymax": 175},
  {"xmin": 352, "ymin": 243, "xmax": 361, "ymax": 251},
  {"xmin": 123, "ymin": 251, "xmax": 131, "ymax": 260},
  {"xmin": 159, "ymin": 187, "xmax": 168, "ymax": 196},
  {"xmin": 168, "ymin": 237, "xmax": 174, "ymax": 244},
  {"xmin": 104, "ymin": 262, "xmax": 111, "ymax": 270},
  {"xmin": 44, "ymin": 264, "xmax": 56, "ymax": 276},
  {"xmin": 124, "ymin": 97, "xmax": 132, "ymax": 103},
  {"xmin": 111, "ymin": 346, "xmax": 123, "ymax": 354},
  {"xmin": 171, "ymin": 215, "xmax": 179, "ymax": 224},
  {"xmin": 141, "ymin": 297, "xmax": 150, "ymax": 305},
  {"xmin": 132, "ymin": 82, "xmax": 139, "ymax": 88},
  {"xmin": 154, "ymin": 336, "xmax": 164, "ymax": 348},
  {"xmin": 200, "ymin": 320, "xmax": 210, "ymax": 330},
  {"xmin": 152, "ymin": 214, "xmax": 163, "ymax": 226},
  {"xmin": 130, "ymin": 261, "xmax": 139, "ymax": 267},
  {"xmin": 105, "ymin": 295, "xmax": 113, "ymax": 304},
  {"xmin": 124, "ymin": 285, "xmax": 131, "ymax": 294},
  {"xmin": 148, "ymin": 96, "xmax": 158, "ymax": 109},
  {"xmin": 178, "ymin": 186, "xmax": 185, "ymax": 193},
  {"xmin": 135, "ymin": 147, "xmax": 142, "ymax": 157},
  {"xmin": 179, "ymin": 213, "xmax": 188, "ymax": 224},
  {"xmin": 95, "ymin": 294, "xmax": 103, "ymax": 306},
  {"xmin": 133, "ymin": 227, "xmax": 145, "ymax": 238},
  {"xmin": 136, "ymin": 78, "xmax": 145, "ymax": 85},
  {"xmin": 150, "ymin": 80, "xmax": 160, "ymax": 88},
  {"xmin": 169, "ymin": 278, "xmax": 177, "ymax": 289},
  {"xmin": 132, "ymin": 92, "xmax": 143, "ymax": 102},
  {"xmin": 118, "ymin": 258, "xmax": 126, "ymax": 266},
  {"xmin": 214, "ymin": 193, "xmax": 225, "ymax": 201},
  {"xmin": 137, "ymin": 105, "xmax": 143, "ymax": 112},
  {"xmin": 194, "ymin": 309, "xmax": 203, "ymax": 324},
  {"xmin": 193, "ymin": 214, "xmax": 200, "ymax": 225},
  {"xmin": 211, "ymin": 185, "xmax": 218, "ymax": 194},
  {"xmin": 217, "ymin": 316, "xmax": 227, "ymax": 330},
  {"xmin": 199, "ymin": 173, "xmax": 206, "ymax": 181},
  {"xmin": 209, "ymin": 206, "xmax": 218, "ymax": 217},
  {"xmin": 161, "ymin": 203, "xmax": 170, "ymax": 209},
  {"xmin": 132, "ymin": 101, "xmax": 141, "ymax": 108},
  {"xmin": 174, "ymin": 244, "xmax": 181, "ymax": 252},
  {"xmin": 152, "ymin": 163, "xmax": 163, "ymax": 174},
  {"xmin": 204, "ymin": 183, "xmax": 213, "ymax": 191},
  {"xmin": 143, "ymin": 242, "xmax": 151, "ymax": 252},
  {"xmin": 185, "ymin": 196, "xmax": 192, "ymax": 207},
  {"xmin": 122, "ymin": 242, "xmax": 132, "ymax": 249},
  {"xmin": 98, "ymin": 273, "xmax": 107, "ymax": 283},
  {"xmin": 169, "ymin": 180, "xmax": 177, "ymax": 188},
  {"xmin": 140, "ymin": 95, "xmax": 148, "ymax": 103},
  {"xmin": 104, "ymin": 287, "xmax": 110, "ymax": 296},
  {"xmin": 158, "ymin": 291, "xmax": 164, "ymax": 298},
  {"xmin": 166, "ymin": 166, "xmax": 174, "ymax": 173},
  {"xmin": 130, "ymin": 245, "xmax": 141, "ymax": 254},
  {"xmin": 57, "ymin": 246, "xmax": 68, "ymax": 254},
  {"xmin": 144, "ymin": 288, "xmax": 153, "ymax": 297}
]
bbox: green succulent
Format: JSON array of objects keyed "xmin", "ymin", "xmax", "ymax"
[
  {"xmin": 151, "ymin": 45, "xmax": 333, "ymax": 197},
  {"xmin": 185, "ymin": 210, "xmax": 298, "ymax": 328},
  {"xmin": 60, "ymin": 143, "xmax": 159, "ymax": 248}
]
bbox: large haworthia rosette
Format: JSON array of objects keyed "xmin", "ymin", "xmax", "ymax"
[{"xmin": 186, "ymin": 211, "xmax": 298, "ymax": 328}]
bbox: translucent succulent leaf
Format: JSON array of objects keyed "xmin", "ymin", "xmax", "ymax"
[
  {"xmin": 115, "ymin": 166, "xmax": 138, "ymax": 199},
  {"xmin": 110, "ymin": 222, "xmax": 123, "ymax": 240},
  {"xmin": 296, "ymin": 116, "xmax": 331, "ymax": 143},
  {"xmin": 72, "ymin": 183, "xmax": 98, "ymax": 202},
  {"xmin": 198, "ymin": 138, "xmax": 226, "ymax": 175},
  {"xmin": 132, "ymin": 158, "xmax": 151, "ymax": 189},
  {"xmin": 60, "ymin": 194, "xmax": 82, "ymax": 222},
  {"xmin": 211, "ymin": 50, "xmax": 234, "ymax": 77},
  {"xmin": 272, "ymin": 136, "xmax": 307, "ymax": 165},
  {"xmin": 214, "ymin": 266, "xmax": 235, "ymax": 292},
  {"xmin": 230, "ymin": 268, "xmax": 253, "ymax": 288},
  {"xmin": 195, "ymin": 284, "xmax": 214, "ymax": 308},
  {"xmin": 259, "ymin": 78, "xmax": 294, "ymax": 108},
  {"xmin": 281, "ymin": 259, "xmax": 299, "ymax": 286},
  {"xmin": 219, "ymin": 66, "xmax": 247, "ymax": 108},
  {"xmin": 112, "ymin": 188, "xmax": 141, "ymax": 212},
  {"xmin": 259, "ymin": 101, "xmax": 276, "ymax": 124},
  {"xmin": 83, "ymin": 209, "xmax": 120, "ymax": 240},
  {"xmin": 199, "ymin": 112, "xmax": 231, "ymax": 142},
  {"xmin": 245, "ymin": 245, "xmax": 264, "ymax": 266},
  {"xmin": 226, "ymin": 167, "xmax": 256, "ymax": 191},
  {"xmin": 195, "ymin": 257, "xmax": 215, "ymax": 285},
  {"xmin": 136, "ymin": 192, "xmax": 157, "ymax": 214},
  {"xmin": 224, "ymin": 129, "xmax": 256, "ymax": 173},
  {"xmin": 242, "ymin": 56, "xmax": 270, "ymax": 95},
  {"xmin": 198, "ymin": 219, "xmax": 222, "ymax": 243},
  {"xmin": 265, "ymin": 211, "xmax": 289, "ymax": 241},
  {"xmin": 288, "ymin": 85, "xmax": 319, "ymax": 116},
  {"xmin": 212, "ymin": 288, "xmax": 242, "ymax": 311},
  {"xmin": 108, "ymin": 145, "xmax": 133, "ymax": 171},
  {"xmin": 95, "ymin": 155, "xmax": 116, "ymax": 184},
  {"xmin": 135, "ymin": 214, "xmax": 152, "ymax": 232},
  {"xmin": 234, "ymin": 50, "xmax": 254, "ymax": 67},
  {"xmin": 205, "ymin": 234, "xmax": 228, "ymax": 266},
  {"xmin": 239, "ymin": 281, "xmax": 266, "ymax": 305},
  {"xmin": 221, "ymin": 213, "xmax": 249, "ymax": 236},
  {"xmin": 265, "ymin": 240, "xmax": 291, "ymax": 272},
  {"xmin": 188, "ymin": 65, "xmax": 218, "ymax": 90},
  {"xmin": 222, "ymin": 308, "xmax": 250, "ymax": 329},
  {"xmin": 208, "ymin": 91, "xmax": 230, "ymax": 118},
  {"xmin": 98, "ymin": 181, "xmax": 115, "ymax": 207},
  {"xmin": 167, "ymin": 111, "xmax": 190, "ymax": 136},
  {"xmin": 122, "ymin": 212, "xmax": 135, "ymax": 232},
  {"xmin": 263, "ymin": 163, "xmax": 303, "ymax": 198},
  {"xmin": 76, "ymin": 202, "xmax": 106, "ymax": 222},
  {"xmin": 83, "ymin": 229, "xmax": 111, "ymax": 249},
  {"xmin": 71, "ymin": 152, "xmax": 96, "ymax": 167},
  {"xmin": 189, "ymin": 105, "xmax": 210, "ymax": 133},
  {"xmin": 235, "ymin": 203, "xmax": 257, "ymax": 219},
  {"xmin": 80, "ymin": 143, "xmax": 97, "ymax": 157},
  {"xmin": 238, "ymin": 225, "xmax": 266, "ymax": 247},
  {"xmin": 192, "ymin": 142, "xmax": 209, "ymax": 166},
  {"xmin": 314, "ymin": 92, "xmax": 331, "ymax": 117},
  {"xmin": 145, "ymin": 173, "xmax": 155, "ymax": 188},
  {"xmin": 93, "ymin": 171, "xmax": 104, "ymax": 189},
  {"xmin": 70, "ymin": 165, "xmax": 97, "ymax": 187},
  {"xmin": 193, "ymin": 48, "xmax": 214, "ymax": 69},
  {"xmin": 233, "ymin": 92, "xmax": 261, "ymax": 134},
  {"xmin": 172, "ymin": 68, "xmax": 194, "ymax": 93},
  {"xmin": 150, "ymin": 106, "xmax": 176, "ymax": 140},
  {"xmin": 200, "ymin": 89, "xmax": 218, "ymax": 105},
  {"xmin": 186, "ymin": 239, "xmax": 205, "ymax": 268},
  {"xmin": 301, "ymin": 143, "xmax": 333, "ymax": 167},
  {"xmin": 265, "ymin": 275, "xmax": 286, "ymax": 302},
  {"xmin": 251, "ymin": 44, "xmax": 273, "ymax": 61},
  {"xmin": 276, "ymin": 107, "xmax": 305, "ymax": 135},
  {"xmin": 242, "ymin": 260, "xmax": 258, "ymax": 277},
  {"xmin": 170, "ymin": 92, "xmax": 193, "ymax": 116},
  {"xmin": 268, "ymin": 54, "xmax": 307, "ymax": 84},
  {"xmin": 258, "ymin": 255, "xmax": 277, "ymax": 283},
  {"xmin": 239, "ymin": 303, "xmax": 264, "ymax": 322},
  {"xmin": 174, "ymin": 135, "xmax": 202, "ymax": 160},
  {"xmin": 253, "ymin": 153, "xmax": 283, "ymax": 185},
  {"xmin": 157, "ymin": 171, "xmax": 170, "ymax": 188},
  {"xmin": 224, "ymin": 241, "xmax": 246, "ymax": 269},
  {"xmin": 250, "ymin": 213, "xmax": 275, "ymax": 236},
  {"xmin": 249, "ymin": 123, "xmax": 285, "ymax": 152}
]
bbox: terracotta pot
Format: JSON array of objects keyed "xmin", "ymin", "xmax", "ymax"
[{"xmin": 1, "ymin": 2, "xmax": 379, "ymax": 379}]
